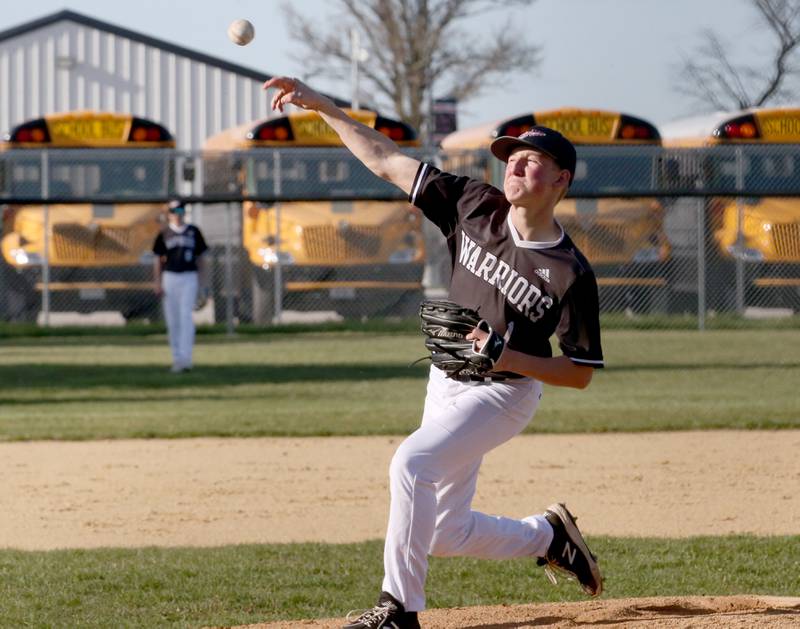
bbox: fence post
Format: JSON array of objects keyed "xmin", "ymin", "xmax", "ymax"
[
  {"xmin": 41, "ymin": 151, "xmax": 50, "ymax": 328},
  {"xmin": 224, "ymin": 202, "xmax": 235, "ymax": 336},
  {"xmin": 697, "ymin": 197, "xmax": 706, "ymax": 331},
  {"xmin": 273, "ymin": 150, "xmax": 283, "ymax": 323},
  {"xmin": 734, "ymin": 146, "xmax": 745, "ymax": 314}
]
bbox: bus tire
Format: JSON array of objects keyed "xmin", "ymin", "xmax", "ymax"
[
  {"xmin": 1, "ymin": 268, "xmax": 38, "ymax": 322},
  {"xmin": 251, "ymin": 269, "xmax": 277, "ymax": 324},
  {"xmin": 340, "ymin": 287, "xmax": 423, "ymax": 320},
  {"xmin": 122, "ymin": 299, "xmax": 161, "ymax": 323}
]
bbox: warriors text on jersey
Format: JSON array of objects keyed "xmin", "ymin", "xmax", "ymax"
[
  {"xmin": 410, "ymin": 163, "xmax": 604, "ymax": 369},
  {"xmin": 153, "ymin": 224, "xmax": 208, "ymax": 273}
]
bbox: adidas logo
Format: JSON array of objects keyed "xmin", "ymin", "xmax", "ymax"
[{"xmin": 534, "ymin": 268, "xmax": 550, "ymax": 283}]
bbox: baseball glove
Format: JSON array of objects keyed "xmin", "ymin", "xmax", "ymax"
[
  {"xmin": 194, "ymin": 286, "xmax": 211, "ymax": 311},
  {"xmin": 418, "ymin": 299, "xmax": 510, "ymax": 379}
]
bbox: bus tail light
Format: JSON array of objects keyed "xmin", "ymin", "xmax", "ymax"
[
  {"xmin": 617, "ymin": 115, "xmax": 660, "ymax": 141},
  {"xmin": 129, "ymin": 118, "xmax": 173, "ymax": 143},
  {"xmin": 248, "ymin": 119, "xmax": 295, "ymax": 142},
  {"xmin": 5, "ymin": 119, "xmax": 51, "ymax": 143},
  {"xmin": 494, "ymin": 115, "xmax": 535, "ymax": 140},
  {"xmin": 713, "ymin": 114, "xmax": 760, "ymax": 140},
  {"xmin": 375, "ymin": 116, "xmax": 418, "ymax": 143}
]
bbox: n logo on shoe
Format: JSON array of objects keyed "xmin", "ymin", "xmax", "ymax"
[{"xmin": 562, "ymin": 541, "xmax": 577, "ymax": 565}]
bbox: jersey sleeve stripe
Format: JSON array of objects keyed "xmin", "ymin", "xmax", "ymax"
[
  {"xmin": 409, "ymin": 162, "xmax": 429, "ymax": 206},
  {"xmin": 568, "ymin": 357, "xmax": 605, "ymax": 367}
]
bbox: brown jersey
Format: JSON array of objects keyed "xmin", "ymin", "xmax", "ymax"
[{"xmin": 410, "ymin": 163, "xmax": 604, "ymax": 368}]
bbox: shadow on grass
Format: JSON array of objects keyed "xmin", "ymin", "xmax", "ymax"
[
  {"xmin": 0, "ymin": 362, "xmax": 429, "ymax": 393},
  {"xmin": 0, "ymin": 320, "xmax": 419, "ymax": 343},
  {"xmin": 0, "ymin": 335, "xmax": 168, "ymax": 348},
  {"xmin": 0, "ymin": 333, "xmax": 326, "ymax": 348},
  {"xmin": 606, "ymin": 362, "xmax": 800, "ymax": 371},
  {"xmin": 5, "ymin": 359, "xmax": 798, "ymax": 394}
]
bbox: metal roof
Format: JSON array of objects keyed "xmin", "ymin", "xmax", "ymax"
[{"xmin": 0, "ymin": 9, "xmax": 349, "ymax": 107}]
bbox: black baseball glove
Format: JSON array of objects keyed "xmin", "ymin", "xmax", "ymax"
[
  {"xmin": 194, "ymin": 286, "xmax": 211, "ymax": 311},
  {"xmin": 418, "ymin": 299, "xmax": 510, "ymax": 379}
]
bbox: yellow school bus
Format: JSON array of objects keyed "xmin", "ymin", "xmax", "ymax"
[
  {"xmin": 0, "ymin": 111, "xmax": 175, "ymax": 320},
  {"xmin": 203, "ymin": 110, "xmax": 424, "ymax": 322},
  {"xmin": 660, "ymin": 107, "xmax": 800, "ymax": 311},
  {"xmin": 441, "ymin": 109, "xmax": 669, "ymax": 311}
]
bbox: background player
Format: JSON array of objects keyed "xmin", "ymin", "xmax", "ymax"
[
  {"xmin": 263, "ymin": 76, "xmax": 604, "ymax": 629},
  {"xmin": 153, "ymin": 201, "xmax": 209, "ymax": 373}
]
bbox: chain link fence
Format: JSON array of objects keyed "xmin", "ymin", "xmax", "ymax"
[{"xmin": 1, "ymin": 146, "xmax": 799, "ymax": 328}]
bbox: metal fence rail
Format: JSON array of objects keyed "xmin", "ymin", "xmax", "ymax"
[{"xmin": 1, "ymin": 147, "xmax": 799, "ymax": 329}]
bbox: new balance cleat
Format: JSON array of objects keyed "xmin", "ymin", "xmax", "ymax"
[
  {"xmin": 539, "ymin": 502, "xmax": 603, "ymax": 597},
  {"xmin": 342, "ymin": 591, "xmax": 420, "ymax": 629}
]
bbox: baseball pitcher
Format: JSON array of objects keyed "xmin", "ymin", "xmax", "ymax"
[{"xmin": 264, "ymin": 76, "xmax": 604, "ymax": 629}]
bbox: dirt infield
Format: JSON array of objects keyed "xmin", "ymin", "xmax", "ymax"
[
  {"xmin": 2, "ymin": 430, "xmax": 799, "ymax": 550},
  {"xmin": 2, "ymin": 430, "xmax": 799, "ymax": 627},
  {"xmin": 247, "ymin": 596, "xmax": 800, "ymax": 628}
]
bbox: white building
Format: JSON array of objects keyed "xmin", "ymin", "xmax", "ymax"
[{"xmin": 0, "ymin": 9, "xmax": 346, "ymax": 151}]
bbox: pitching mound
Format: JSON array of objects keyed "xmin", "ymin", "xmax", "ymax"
[{"xmin": 241, "ymin": 596, "xmax": 800, "ymax": 628}]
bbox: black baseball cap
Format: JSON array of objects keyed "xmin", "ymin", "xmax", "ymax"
[
  {"xmin": 168, "ymin": 200, "xmax": 186, "ymax": 214},
  {"xmin": 490, "ymin": 126, "xmax": 577, "ymax": 183}
]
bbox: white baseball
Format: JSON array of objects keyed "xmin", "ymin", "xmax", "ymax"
[{"xmin": 227, "ymin": 19, "xmax": 255, "ymax": 46}]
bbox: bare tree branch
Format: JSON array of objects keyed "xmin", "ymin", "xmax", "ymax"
[
  {"xmin": 754, "ymin": 0, "xmax": 800, "ymax": 104},
  {"xmin": 675, "ymin": 0, "xmax": 800, "ymax": 111},
  {"xmin": 281, "ymin": 0, "xmax": 541, "ymax": 139}
]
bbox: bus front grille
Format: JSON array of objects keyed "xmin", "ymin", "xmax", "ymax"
[
  {"xmin": 772, "ymin": 222, "xmax": 800, "ymax": 258},
  {"xmin": 559, "ymin": 221, "xmax": 632, "ymax": 262},
  {"xmin": 302, "ymin": 225, "xmax": 382, "ymax": 261},
  {"xmin": 52, "ymin": 224, "xmax": 141, "ymax": 263}
]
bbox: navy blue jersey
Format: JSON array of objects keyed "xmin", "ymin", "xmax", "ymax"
[
  {"xmin": 410, "ymin": 163, "xmax": 603, "ymax": 368},
  {"xmin": 153, "ymin": 224, "xmax": 208, "ymax": 273}
]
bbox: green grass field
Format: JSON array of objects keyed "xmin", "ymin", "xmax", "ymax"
[
  {"xmin": 1, "ymin": 537, "xmax": 799, "ymax": 628},
  {"xmin": 1, "ymin": 327, "xmax": 798, "ymax": 626},
  {"xmin": 0, "ymin": 328, "xmax": 798, "ymax": 439}
]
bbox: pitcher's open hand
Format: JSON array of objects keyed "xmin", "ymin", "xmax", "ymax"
[{"xmin": 263, "ymin": 76, "xmax": 332, "ymax": 113}]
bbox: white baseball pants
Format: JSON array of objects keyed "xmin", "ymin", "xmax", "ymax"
[
  {"xmin": 162, "ymin": 270, "xmax": 198, "ymax": 369},
  {"xmin": 381, "ymin": 365, "xmax": 551, "ymax": 612}
]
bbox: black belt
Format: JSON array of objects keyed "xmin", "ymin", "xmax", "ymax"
[{"xmin": 450, "ymin": 372, "xmax": 524, "ymax": 383}]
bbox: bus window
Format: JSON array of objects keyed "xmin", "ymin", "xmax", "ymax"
[
  {"xmin": 441, "ymin": 108, "xmax": 669, "ymax": 314},
  {"xmin": 318, "ymin": 159, "xmax": 350, "ymax": 183},
  {"xmin": 660, "ymin": 107, "xmax": 800, "ymax": 313},
  {"xmin": 764, "ymin": 155, "xmax": 794, "ymax": 177},
  {"xmin": 202, "ymin": 110, "xmax": 424, "ymax": 323},
  {"xmin": 0, "ymin": 112, "xmax": 175, "ymax": 322}
]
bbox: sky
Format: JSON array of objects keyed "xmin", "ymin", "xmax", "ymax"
[{"xmin": 0, "ymin": 0, "xmax": 776, "ymax": 130}]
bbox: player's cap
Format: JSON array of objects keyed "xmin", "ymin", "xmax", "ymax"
[
  {"xmin": 168, "ymin": 200, "xmax": 186, "ymax": 214},
  {"xmin": 490, "ymin": 126, "xmax": 577, "ymax": 184}
]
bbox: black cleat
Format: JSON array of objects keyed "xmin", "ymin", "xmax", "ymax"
[
  {"xmin": 539, "ymin": 502, "xmax": 603, "ymax": 597},
  {"xmin": 342, "ymin": 591, "xmax": 420, "ymax": 629}
]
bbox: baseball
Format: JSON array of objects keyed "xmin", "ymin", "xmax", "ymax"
[{"xmin": 227, "ymin": 19, "xmax": 255, "ymax": 46}]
